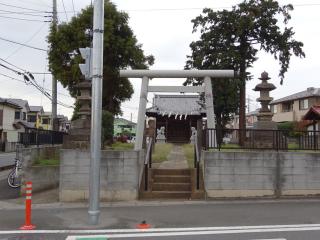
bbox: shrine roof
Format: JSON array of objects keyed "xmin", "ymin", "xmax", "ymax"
[{"xmin": 146, "ymin": 94, "xmax": 205, "ymax": 116}]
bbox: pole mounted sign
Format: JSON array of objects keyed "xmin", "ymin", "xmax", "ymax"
[{"xmin": 79, "ymin": 47, "xmax": 93, "ymax": 80}]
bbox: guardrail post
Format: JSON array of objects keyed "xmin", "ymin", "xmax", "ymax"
[{"xmin": 20, "ymin": 182, "xmax": 36, "ymax": 230}]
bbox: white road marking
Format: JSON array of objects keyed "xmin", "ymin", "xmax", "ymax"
[
  {"xmin": 62, "ymin": 225, "xmax": 320, "ymax": 238},
  {"xmin": 0, "ymin": 223, "xmax": 319, "ymax": 234}
]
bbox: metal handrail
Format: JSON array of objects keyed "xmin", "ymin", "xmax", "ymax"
[
  {"xmin": 144, "ymin": 137, "xmax": 153, "ymax": 191},
  {"xmin": 204, "ymin": 128, "xmax": 320, "ymax": 151},
  {"xmin": 194, "ymin": 132, "xmax": 200, "ymax": 190}
]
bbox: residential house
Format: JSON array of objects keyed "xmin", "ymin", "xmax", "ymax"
[
  {"xmin": 38, "ymin": 112, "xmax": 70, "ymax": 132},
  {"xmin": 0, "ymin": 98, "xmax": 36, "ymax": 151},
  {"xmin": 57, "ymin": 114, "xmax": 70, "ymax": 132},
  {"xmin": 114, "ymin": 118, "xmax": 137, "ymax": 137},
  {"xmin": 270, "ymin": 87, "xmax": 320, "ymax": 123},
  {"xmin": 230, "ymin": 109, "xmax": 259, "ymax": 129},
  {"xmin": 8, "ymin": 98, "xmax": 30, "ymax": 123},
  {"xmin": 38, "ymin": 112, "xmax": 52, "ymax": 130},
  {"xmin": 0, "ymin": 98, "xmax": 22, "ymax": 143},
  {"xmin": 28, "ymin": 106, "xmax": 44, "ymax": 128}
]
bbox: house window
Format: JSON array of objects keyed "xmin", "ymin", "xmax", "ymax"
[
  {"xmin": 23, "ymin": 112, "xmax": 26, "ymax": 121},
  {"xmin": 299, "ymin": 99, "xmax": 308, "ymax": 110},
  {"xmin": 27, "ymin": 115, "xmax": 37, "ymax": 123},
  {"xmin": 271, "ymin": 105, "xmax": 277, "ymax": 114},
  {"xmin": 42, "ymin": 118, "xmax": 50, "ymax": 124},
  {"xmin": 14, "ymin": 111, "xmax": 21, "ymax": 120},
  {"xmin": 282, "ymin": 102, "xmax": 293, "ymax": 112}
]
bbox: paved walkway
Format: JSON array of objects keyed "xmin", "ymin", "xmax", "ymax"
[{"xmin": 158, "ymin": 144, "xmax": 188, "ymax": 169}]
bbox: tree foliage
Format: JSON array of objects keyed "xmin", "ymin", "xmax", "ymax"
[
  {"xmin": 102, "ymin": 110, "xmax": 114, "ymax": 146},
  {"xmin": 48, "ymin": 1, "xmax": 154, "ymax": 116},
  {"xmin": 185, "ymin": 0, "xmax": 305, "ymax": 130}
]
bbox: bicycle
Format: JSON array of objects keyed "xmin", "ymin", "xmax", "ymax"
[
  {"xmin": 7, "ymin": 144, "xmax": 23, "ymax": 188},
  {"xmin": 7, "ymin": 157, "xmax": 22, "ymax": 188}
]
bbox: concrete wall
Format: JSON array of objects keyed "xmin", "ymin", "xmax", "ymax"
[
  {"xmin": 22, "ymin": 166, "xmax": 59, "ymax": 193},
  {"xmin": 59, "ymin": 149, "xmax": 145, "ymax": 202},
  {"xmin": 4, "ymin": 141, "xmax": 17, "ymax": 152},
  {"xmin": 20, "ymin": 145, "xmax": 61, "ymax": 194},
  {"xmin": 204, "ymin": 151, "xmax": 320, "ymax": 198}
]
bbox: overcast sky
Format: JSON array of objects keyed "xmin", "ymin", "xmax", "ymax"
[{"xmin": 0, "ymin": 0, "xmax": 319, "ymax": 122}]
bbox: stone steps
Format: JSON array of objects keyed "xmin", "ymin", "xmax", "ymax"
[
  {"xmin": 153, "ymin": 175, "xmax": 191, "ymax": 183},
  {"xmin": 141, "ymin": 168, "xmax": 193, "ymax": 199}
]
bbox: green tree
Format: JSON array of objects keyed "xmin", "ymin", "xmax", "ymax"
[
  {"xmin": 48, "ymin": 1, "xmax": 154, "ymax": 116},
  {"xmin": 185, "ymin": 0, "xmax": 305, "ymax": 143},
  {"xmin": 102, "ymin": 110, "xmax": 114, "ymax": 146}
]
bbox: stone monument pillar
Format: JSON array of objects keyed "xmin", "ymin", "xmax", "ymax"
[
  {"xmin": 253, "ymin": 71, "xmax": 277, "ymax": 130},
  {"xmin": 63, "ymin": 79, "xmax": 91, "ymax": 149}
]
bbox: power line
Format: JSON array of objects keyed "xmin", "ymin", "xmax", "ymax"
[
  {"xmin": 0, "ymin": 15, "xmax": 50, "ymax": 22},
  {"xmin": 0, "ymin": 36, "xmax": 47, "ymax": 52},
  {"xmin": 71, "ymin": 0, "xmax": 76, "ymax": 16},
  {"xmin": 0, "ymin": 9, "xmax": 51, "ymax": 17},
  {"xmin": 0, "ymin": 2, "xmax": 47, "ymax": 12},
  {"xmin": 123, "ymin": 3, "xmax": 320, "ymax": 12},
  {"xmin": 0, "ymin": 58, "xmax": 26, "ymax": 72},
  {"xmin": 61, "ymin": 0, "xmax": 68, "ymax": 21},
  {"xmin": 13, "ymin": 0, "xmax": 51, "ymax": 9},
  {"xmin": 5, "ymin": 23, "xmax": 47, "ymax": 60},
  {"xmin": 0, "ymin": 71, "xmax": 74, "ymax": 108}
]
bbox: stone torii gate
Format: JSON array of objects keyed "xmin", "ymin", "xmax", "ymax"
[{"xmin": 120, "ymin": 70, "xmax": 235, "ymax": 150}]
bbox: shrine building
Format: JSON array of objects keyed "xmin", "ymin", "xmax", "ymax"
[{"xmin": 146, "ymin": 94, "xmax": 206, "ymax": 143}]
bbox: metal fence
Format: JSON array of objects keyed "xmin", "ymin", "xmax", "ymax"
[
  {"xmin": 204, "ymin": 128, "xmax": 320, "ymax": 151},
  {"xmin": 18, "ymin": 128, "xmax": 66, "ymax": 146}
]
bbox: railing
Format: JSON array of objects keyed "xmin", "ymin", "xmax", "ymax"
[
  {"xmin": 194, "ymin": 132, "xmax": 201, "ymax": 190},
  {"xmin": 144, "ymin": 137, "xmax": 153, "ymax": 191},
  {"xmin": 204, "ymin": 128, "xmax": 320, "ymax": 151},
  {"xmin": 18, "ymin": 128, "xmax": 66, "ymax": 146}
]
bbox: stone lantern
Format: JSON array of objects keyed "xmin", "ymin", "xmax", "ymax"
[
  {"xmin": 253, "ymin": 71, "xmax": 277, "ymax": 130},
  {"xmin": 63, "ymin": 79, "xmax": 92, "ymax": 149}
]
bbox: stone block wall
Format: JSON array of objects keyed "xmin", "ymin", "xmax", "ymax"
[
  {"xmin": 20, "ymin": 145, "xmax": 61, "ymax": 194},
  {"xmin": 59, "ymin": 149, "xmax": 145, "ymax": 202},
  {"xmin": 204, "ymin": 151, "xmax": 320, "ymax": 198},
  {"xmin": 22, "ymin": 166, "xmax": 59, "ymax": 193}
]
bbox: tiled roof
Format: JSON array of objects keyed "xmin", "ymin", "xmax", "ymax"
[
  {"xmin": 29, "ymin": 106, "xmax": 44, "ymax": 112},
  {"xmin": 0, "ymin": 98, "xmax": 21, "ymax": 109},
  {"xmin": 115, "ymin": 118, "xmax": 136, "ymax": 126},
  {"xmin": 271, "ymin": 87, "xmax": 320, "ymax": 104},
  {"xmin": 147, "ymin": 94, "xmax": 205, "ymax": 116},
  {"xmin": 303, "ymin": 105, "xmax": 320, "ymax": 120},
  {"xmin": 6, "ymin": 98, "xmax": 29, "ymax": 110},
  {"xmin": 14, "ymin": 120, "xmax": 35, "ymax": 129}
]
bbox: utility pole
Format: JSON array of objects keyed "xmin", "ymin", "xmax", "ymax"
[
  {"xmin": 51, "ymin": 0, "xmax": 58, "ymax": 131},
  {"xmin": 88, "ymin": 0, "xmax": 104, "ymax": 225}
]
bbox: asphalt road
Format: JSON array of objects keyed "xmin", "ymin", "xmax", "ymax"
[
  {"xmin": 0, "ymin": 170, "xmax": 20, "ymax": 200},
  {"xmin": 1, "ymin": 200, "xmax": 320, "ymax": 239},
  {"xmin": 1, "ymin": 227, "xmax": 320, "ymax": 240},
  {"xmin": 0, "ymin": 152, "xmax": 16, "ymax": 169}
]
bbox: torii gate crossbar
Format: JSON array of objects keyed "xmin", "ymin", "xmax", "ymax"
[{"xmin": 119, "ymin": 70, "xmax": 235, "ymax": 150}]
